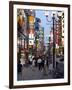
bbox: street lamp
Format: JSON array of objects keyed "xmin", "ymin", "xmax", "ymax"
[
  {"xmin": 57, "ymin": 11, "xmax": 63, "ymax": 17},
  {"xmin": 52, "ymin": 13, "xmax": 56, "ymax": 69},
  {"xmin": 44, "ymin": 11, "xmax": 57, "ymax": 69}
]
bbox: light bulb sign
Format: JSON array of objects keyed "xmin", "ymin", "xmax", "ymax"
[{"xmin": 29, "ymin": 33, "xmax": 34, "ymax": 45}]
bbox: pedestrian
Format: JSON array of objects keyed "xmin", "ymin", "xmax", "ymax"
[
  {"xmin": 29, "ymin": 56, "xmax": 32, "ymax": 65},
  {"xmin": 46, "ymin": 57, "xmax": 49, "ymax": 67},
  {"xmin": 17, "ymin": 60, "xmax": 23, "ymax": 80},
  {"xmin": 41, "ymin": 57, "xmax": 44, "ymax": 70},
  {"xmin": 37, "ymin": 56, "xmax": 42, "ymax": 71},
  {"xmin": 35, "ymin": 57, "xmax": 37, "ymax": 67},
  {"xmin": 43, "ymin": 57, "xmax": 48, "ymax": 75},
  {"xmin": 32, "ymin": 58, "xmax": 35, "ymax": 67},
  {"xmin": 17, "ymin": 60, "xmax": 22, "ymax": 73}
]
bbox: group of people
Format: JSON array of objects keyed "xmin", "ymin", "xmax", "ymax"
[
  {"xmin": 17, "ymin": 55, "xmax": 49, "ymax": 75},
  {"xmin": 30, "ymin": 56, "xmax": 49, "ymax": 75}
]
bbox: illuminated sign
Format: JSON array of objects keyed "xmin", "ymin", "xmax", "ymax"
[
  {"xmin": 29, "ymin": 40, "xmax": 34, "ymax": 45},
  {"xmin": 29, "ymin": 16, "xmax": 34, "ymax": 24},
  {"xmin": 29, "ymin": 33, "xmax": 34, "ymax": 45}
]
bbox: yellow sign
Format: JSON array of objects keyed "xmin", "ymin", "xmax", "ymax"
[
  {"xmin": 17, "ymin": 15, "xmax": 25, "ymax": 26},
  {"xmin": 29, "ymin": 16, "xmax": 34, "ymax": 24}
]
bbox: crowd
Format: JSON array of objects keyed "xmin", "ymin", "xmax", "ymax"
[
  {"xmin": 17, "ymin": 55, "xmax": 49, "ymax": 75},
  {"xmin": 17, "ymin": 54, "xmax": 64, "ymax": 79},
  {"xmin": 32, "ymin": 56, "xmax": 48, "ymax": 69}
]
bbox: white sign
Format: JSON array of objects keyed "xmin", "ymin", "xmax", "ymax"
[{"xmin": 29, "ymin": 40, "xmax": 34, "ymax": 45}]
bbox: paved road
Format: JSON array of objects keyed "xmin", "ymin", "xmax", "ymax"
[
  {"xmin": 17, "ymin": 57, "xmax": 64, "ymax": 81},
  {"xmin": 17, "ymin": 65, "xmax": 53, "ymax": 81}
]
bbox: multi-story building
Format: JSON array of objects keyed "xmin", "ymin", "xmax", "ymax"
[
  {"xmin": 37, "ymin": 27, "xmax": 44, "ymax": 56},
  {"xmin": 17, "ymin": 9, "xmax": 36, "ymax": 64},
  {"xmin": 17, "ymin": 9, "xmax": 28, "ymax": 65},
  {"xmin": 55, "ymin": 12, "xmax": 64, "ymax": 55},
  {"xmin": 34, "ymin": 18, "xmax": 44, "ymax": 56},
  {"xmin": 61, "ymin": 12, "xmax": 64, "ymax": 47}
]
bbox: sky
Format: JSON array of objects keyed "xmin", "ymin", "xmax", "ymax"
[{"xmin": 35, "ymin": 10, "xmax": 53, "ymax": 44}]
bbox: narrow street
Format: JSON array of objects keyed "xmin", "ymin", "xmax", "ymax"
[
  {"xmin": 17, "ymin": 9, "xmax": 64, "ymax": 81},
  {"xmin": 17, "ymin": 57, "xmax": 64, "ymax": 81}
]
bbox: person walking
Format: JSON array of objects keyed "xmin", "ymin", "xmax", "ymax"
[
  {"xmin": 35, "ymin": 57, "xmax": 37, "ymax": 67},
  {"xmin": 17, "ymin": 60, "xmax": 23, "ymax": 80},
  {"xmin": 41, "ymin": 57, "xmax": 44, "ymax": 70},
  {"xmin": 17, "ymin": 60, "xmax": 22, "ymax": 73},
  {"xmin": 43, "ymin": 57, "xmax": 48, "ymax": 75},
  {"xmin": 37, "ymin": 56, "xmax": 42, "ymax": 71},
  {"xmin": 32, "ymin": 58, "xmax": 35, "ymax": 67}
]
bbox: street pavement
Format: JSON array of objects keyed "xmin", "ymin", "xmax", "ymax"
[
  {"xmin": 17, "ymin": 57, "xmax": 64, "ymax": 81},
  {"xmin": 17, "ymin": 64, "xmax": 53, "ymax": 81}
]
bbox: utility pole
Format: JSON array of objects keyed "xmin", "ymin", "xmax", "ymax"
[{"xmin": 52, "ymin": 14, "xmax": 56, "ymax": 69}]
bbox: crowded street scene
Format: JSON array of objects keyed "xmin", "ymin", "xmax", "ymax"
[{"xmin": 17, "ymin": 9, "xmax": 64, "ymax": 81}]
